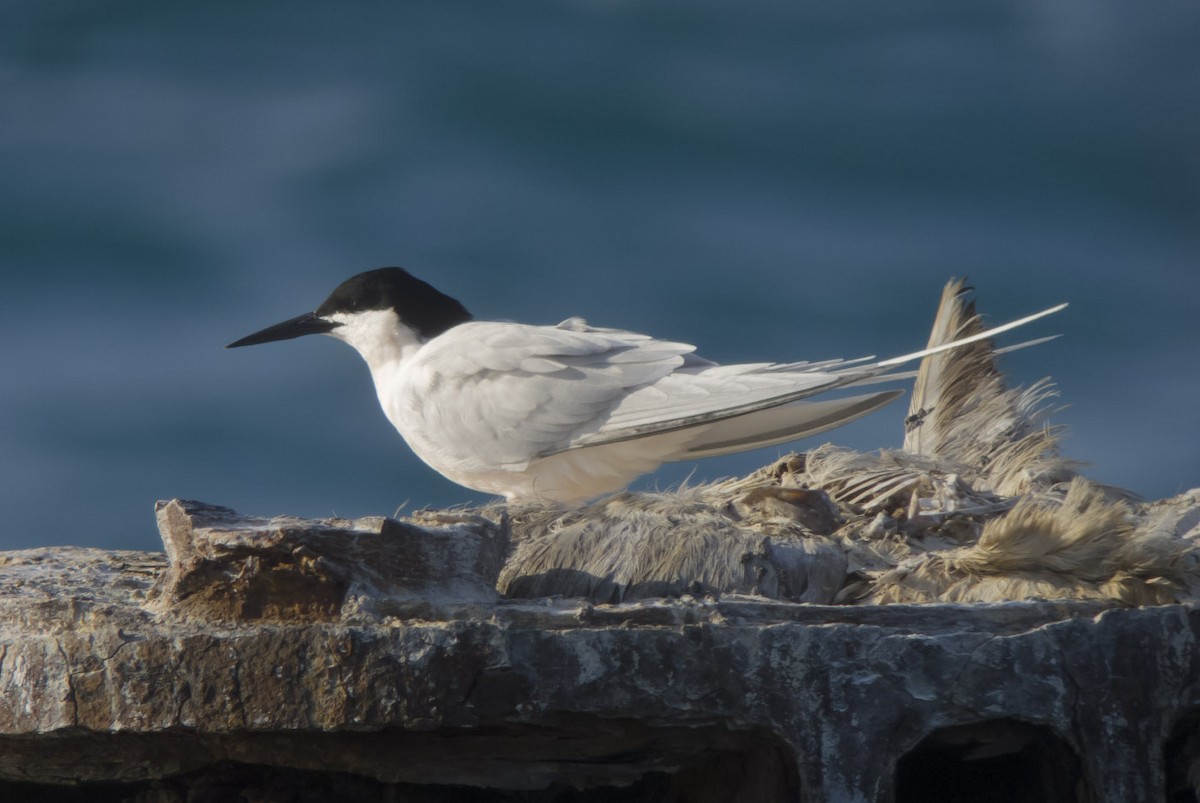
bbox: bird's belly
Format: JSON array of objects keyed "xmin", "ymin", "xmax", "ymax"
[
  {"xmin": 399, "ymin": 418, "xmax": 703, "ymax": 505},
  {"xmin": 379, "ymin": 372, "xmax": 706, "ymax": 503}
]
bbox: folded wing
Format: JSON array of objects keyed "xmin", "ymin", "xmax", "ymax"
[{"xmin": 407, "ymin": 300, "xmax": 1063, "ymax": 469}]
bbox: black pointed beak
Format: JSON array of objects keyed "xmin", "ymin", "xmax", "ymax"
[{"xmin": 226, "ymin": 312, "xmax": 340, "ymax": 349}]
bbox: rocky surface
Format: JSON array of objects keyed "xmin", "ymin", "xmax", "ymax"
[
  {"xmin": 1, "ymin": 499, "xmax": 1198, "ymax": 802},
  {"xmin": 150, "ymin": 499, "xmax": 506, "ymax": 622}
]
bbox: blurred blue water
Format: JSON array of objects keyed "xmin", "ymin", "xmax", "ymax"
[{"xmin": 2, "ymin": 0, "xmax": 1197, "ymax": 550}]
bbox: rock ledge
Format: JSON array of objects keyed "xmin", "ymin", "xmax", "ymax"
[{"xmin": 1, "ymin": 499, "xmax": 1198, "ymax": 802}]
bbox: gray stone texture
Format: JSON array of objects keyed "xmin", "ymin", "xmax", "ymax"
[{"xmin": 2, "ymin": 499, "xmax": 1198, "ymax": 802}]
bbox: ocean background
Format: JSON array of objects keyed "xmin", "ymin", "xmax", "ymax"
[{"xmin": 2, "ymin": 1, "xmax": 1197, "ymax": 551}]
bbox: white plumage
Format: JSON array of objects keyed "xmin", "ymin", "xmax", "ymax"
[{"xmin": 229, "ymin": 268, "xmax": 1064, "ymax": 505}]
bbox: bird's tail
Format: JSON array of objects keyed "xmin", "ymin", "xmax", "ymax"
[
  {"xmin": 668, "ymin": 286, "xmax": 1067, "ymax": 462},
  {"xmin": 836, "ymin": 298, "xmax": 1067, "ymax": 387}
]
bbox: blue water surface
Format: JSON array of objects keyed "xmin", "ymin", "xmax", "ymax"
[{"xmin": 2, "ymin": 1, "xmax": 1197, "ymax": 550}]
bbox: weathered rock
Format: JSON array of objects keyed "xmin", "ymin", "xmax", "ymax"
[
  {"xmin": 150, "ymin": 499, "xmax": 508, "ymax": 622},
  {"xmin": 1, "ymin": 502, "xmax": 1199, "ymax": 802}
]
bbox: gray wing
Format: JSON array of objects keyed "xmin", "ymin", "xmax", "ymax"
[
  {"xmin": 560, "ymin": 299, "xmax": 1069, "ymax": 453},
  {"xmin": 408, "ymin": 297, "xmax": 1064, "ymax": 468},
  {"xmin": 673, "ymin": 390, "xmax": 904, "ymax": 459},
  {"xmin": 403, "ymin": 320, "xmax": 703, "ymax": 467}
]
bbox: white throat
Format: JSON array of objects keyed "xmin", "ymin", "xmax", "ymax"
[{"xmin": 325, "ymin": 308, "xmax": 425, "ymax": 377}]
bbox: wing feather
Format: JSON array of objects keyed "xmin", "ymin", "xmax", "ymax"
[
  {"xmin": 400, "ymin": 321, "xmax": 697, "ymax": 466},
  {"xmin": 678, "ymin": 390, "xmax": 904, "ymax": 459}
]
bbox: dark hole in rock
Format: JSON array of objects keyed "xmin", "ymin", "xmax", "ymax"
[
  {"xmin": 894, "ymin": 719, "xmax": 1091, "ymax": 803},
  {"xmin": 1167, "ymin": 710, "xmax": 1200, "ymax": 803},
  {"xmin": 0, "ymin": 719, "xmax": 799, "ymax": 803}
]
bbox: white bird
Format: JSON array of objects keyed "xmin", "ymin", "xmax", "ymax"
[{"xmin": 228, "ymin": 268, "xmax": 1065, "ymax": 505}]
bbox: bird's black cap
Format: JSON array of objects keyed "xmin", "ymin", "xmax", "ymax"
[
  {"xmin": 227, "ymin": 267, "xmax": 473, "ymax": 348},
  {"xmin": 314, "ymin": 267, "xmax": 472, "ymax": 339}
]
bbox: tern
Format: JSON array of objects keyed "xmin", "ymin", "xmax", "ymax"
[{"xmin": 228, "ymin": 268, "xmax": 1065, "ymax": 505}]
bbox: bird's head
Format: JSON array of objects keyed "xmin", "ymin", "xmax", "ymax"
[{"xmin": 227, "ymin": 268, "xmax": 473, "ymax": 361}]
